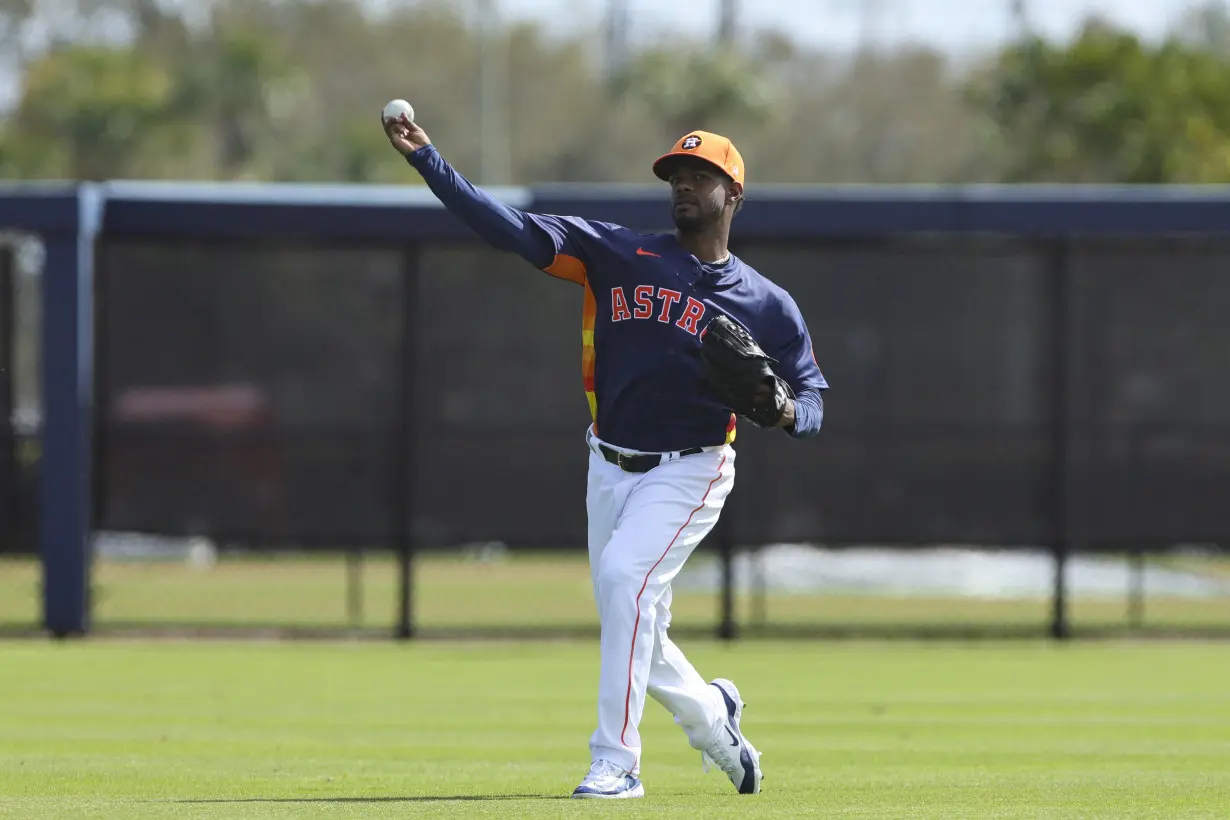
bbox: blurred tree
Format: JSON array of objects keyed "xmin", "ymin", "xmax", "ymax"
[
  {"xmin": 171, "ymin": 26, "xmax": 302, "ymax": 179},
  {"xmin": 0, "ymin": 0, "xmax": 35, "ymax": 59},
  {"xmin": 0, "ymin": 44, "xmax": 185, "ymax": 179},
  {"xmin": 611, "ymin": 46, "xmax": 775, "ymax": 141},
  {"xmin": 199, "ymin": 0, "xmax": 478, "ymax": 183},
  {"xmin": 12, "ymin": 0, "xmax": 1206, "ymax": 187},
  {"xmin": 1172, "ymin": 0, "xmax": 1230, "ymax": 54},
  {"xmin": 971, "ymin": 18, "xmax": 1230, "ymax": 183},
  {"xmin": 753, "ymin": 44, "xmax": 991, "ymax": 184},
  {"xmin": 504, "ymin": 18, "xmax": 669, "ymax": 185}
]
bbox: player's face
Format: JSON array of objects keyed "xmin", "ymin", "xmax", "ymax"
[{"xmin": 667, "ymin": 161, "xmax": 732, "ymax": 232}]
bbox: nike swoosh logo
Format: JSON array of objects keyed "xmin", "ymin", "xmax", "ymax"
[
  {"xmin": 636, "ymin": 248, "xmax": 661, "ymax": 257},
  {"xmin": 725, "ymin": 726, "xmax": 739, "ymax": 746}
]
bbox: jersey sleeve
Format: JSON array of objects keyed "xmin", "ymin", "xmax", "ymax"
[
  {"xmin": 521, "ymin": 213, "xmax": 616, "ymax": 286},
  {"xmin": 405, "ymin": 143, "xmax": 598, "ymax": 286},
  {"xmin": 767, "ymin": 292, "xmax": 828, "ymax": 438},
  {"xmin": 769, "ymin": 293, "xmax": 828, "ymax": 394}
]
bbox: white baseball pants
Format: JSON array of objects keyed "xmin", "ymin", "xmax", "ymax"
[{"xmin": 584, "ymin": 426, "xmax": 735, "ymax": 775}]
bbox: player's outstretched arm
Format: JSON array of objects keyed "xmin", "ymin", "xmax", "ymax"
[{"xmin": 382, "ymin": 110, "xmax": 559, "ymax": 271}]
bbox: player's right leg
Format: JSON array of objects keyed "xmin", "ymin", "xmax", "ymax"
[
  {"xmin": 584, "ymin": 427, "xmax": 631, "ymax": 620},
  {"xmin": 573, "ymin": 428, "xmax": 644, "ymax": 799}
]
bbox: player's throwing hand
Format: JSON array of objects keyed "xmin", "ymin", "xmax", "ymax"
[{"xmin": 382, "ymin": 112, "xmax": 431, "ymax": 156}]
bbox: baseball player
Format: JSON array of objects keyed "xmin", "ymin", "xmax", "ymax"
[{"xmin": 383, "ymin": 112, "xmax": 827, "ymax": 799}]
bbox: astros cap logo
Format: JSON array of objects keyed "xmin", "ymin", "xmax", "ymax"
[{"xmin": 652, "ymin": 130, "xmax": 746, "ymax": 186}]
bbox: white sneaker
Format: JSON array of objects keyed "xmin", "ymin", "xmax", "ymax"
[
  {"xmin": 570, "ymin": 759, "xmax": 645, "ymax": 799},
  {"xmin": 700, "ymin": 678, "xmax": 763, "ymax": 794}
]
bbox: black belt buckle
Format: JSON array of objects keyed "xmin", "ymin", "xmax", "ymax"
[
  {"xmin": 612, "ymin": 449, "xmax": 654, "ymax": 474},
  {"xmin": 615, "ymin": 449, "xmax": 654, "ymax": 473},
  {"xmin": 601, "ymin": 445, "xmax": 655, "ymax": 473}
]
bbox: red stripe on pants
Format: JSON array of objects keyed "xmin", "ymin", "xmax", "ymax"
[{"xmin": 619, "ymin": 454, "xmax": 728, "ymax": 753}]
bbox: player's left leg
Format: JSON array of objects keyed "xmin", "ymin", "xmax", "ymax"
[
  {"xmin": 647, "ymin": 583, "xmax": 764, "ymax": 795},
  {"xmin": 645, "ymin": 585, "xmax": 724, "ymax": 746}
]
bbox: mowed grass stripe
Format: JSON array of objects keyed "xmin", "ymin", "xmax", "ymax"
[{"xmin": 0, "ymin": 641, "xmax": 1228, "ymax": 818}]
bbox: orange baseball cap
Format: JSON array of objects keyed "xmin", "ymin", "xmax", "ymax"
[{"xmin": 652, "ymin": 131, "xmax": 745, "ymax": 187}]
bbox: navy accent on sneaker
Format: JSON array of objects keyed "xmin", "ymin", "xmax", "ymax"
[
  {"xmin": 571, "ymin": 775, "xmax": 644, "ymax": 799},
  {"xmin": 711, "ymin": 681, "xmax": 759, "ymax": 795},
  {"xmin": 570, "ymin": 760, "xmax": 646, "ymax": 799}
]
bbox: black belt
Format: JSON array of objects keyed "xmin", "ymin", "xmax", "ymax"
[{"xmin": 598, "ymin": 443, "xmax": 705, "ymax": 473}]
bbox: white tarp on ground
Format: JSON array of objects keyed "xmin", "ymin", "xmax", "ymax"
[
  {"xmin": 92, "ymin": 531, "xmax": 1230, "ymax": 600},
  {"xmin": 674, "ymin": 545, "xmax": 1230, "ymax": 599}
]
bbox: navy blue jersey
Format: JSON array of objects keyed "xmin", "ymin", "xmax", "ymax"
[{"xmin": 406, "ymin": 144, "xmax": 828, "ymax": 453}]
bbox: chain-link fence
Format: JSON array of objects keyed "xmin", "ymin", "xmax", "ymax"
[{"xmin": 31, "ymin": 231, "xmax": 1216, "ymax": 638}]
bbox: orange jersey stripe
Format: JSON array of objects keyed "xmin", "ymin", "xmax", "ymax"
[
  {"xmin": 582, "ymin": 349, "xmax": 596, "ymax": 391},
  {"xmin": 582, "ymin": 283, "xmax": 597, "ymax": 420},
  {"xmin": 545, "ymin": 253, "xmax": 587, "ymax": 285}
]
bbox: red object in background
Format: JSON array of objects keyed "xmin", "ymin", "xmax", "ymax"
[{"xmin": 104, "ymin": 383, "xmax": 285, "ymax": 538}]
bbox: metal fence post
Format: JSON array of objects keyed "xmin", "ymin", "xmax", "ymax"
[
  {"xmin": 1048, "ymin": 238, "xmax": 1071, "ymax": 641},
  {"xmin": 0, "ymin": 245, "xmax": 14, "ymax": 555},
  {"xmin": 41, "ymin": 188, "xmax": 99, "ymax": 638},
  {"xmin": 718, "ymin": 527, "xmax": 737, "ymax": 641},
  {"xmin": 346, "ymin": 549, "xmax": 364, "ymax": 627},
  {"xmin": 714, "ymin": 442, "xmax": 739, "ymax": 641},
  {"xmin": 1128, "ymin": 550, "xmax": 1146, "ymax": 630},
  {"xmin": 395, "ymin": 244, "xmax": 419, "ymax": 641}
]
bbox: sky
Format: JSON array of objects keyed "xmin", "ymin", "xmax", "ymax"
[{"xmin": 493, "ymin": 0, "xmax": 1195, "ymax": 52}]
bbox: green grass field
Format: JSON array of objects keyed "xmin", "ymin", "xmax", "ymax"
[{"xmin": 1, "ymin": 640, "xmax": 1228, "ymax": 818}]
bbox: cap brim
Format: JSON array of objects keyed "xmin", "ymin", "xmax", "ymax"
[{"xmin": 652, "ymin": 151, "xmax": 732, "ymax": 182}]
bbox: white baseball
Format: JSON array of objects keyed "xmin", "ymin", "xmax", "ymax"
[{"xmin": 382, "ymin": 98, "xmax": 415, "ymax": 123}]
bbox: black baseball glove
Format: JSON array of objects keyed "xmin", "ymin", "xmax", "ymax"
[{"xmin": 700, "ymin": 314, "xmax": 794, "ymax": 428}]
